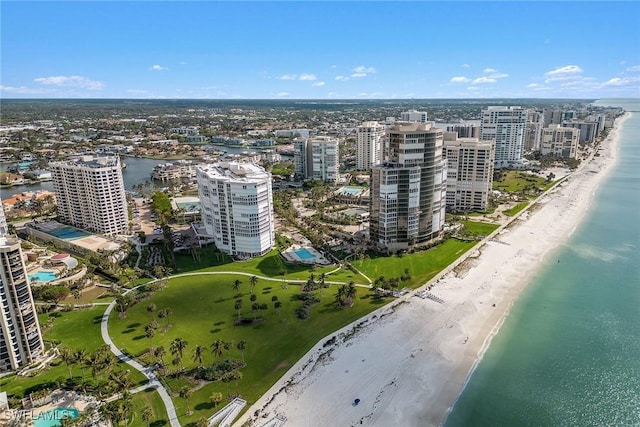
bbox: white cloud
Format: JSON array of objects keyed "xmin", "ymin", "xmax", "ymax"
[
  {"xmin": 472, "ymin": 76, "xmax": 496, "ymax": 84},
  {"xmin": 179, "ymin": 61, "xmax": 187, "ymax": 65},
  {"xmin": 527, "ymin": 83, "xmax": 540, "ymax": 88},
  {"xmin": 483, "ymin": 67, "xmax": 497, "ymax": 73},
  {"xmin": 462, "ymin": 63, "xmax": 470, "ymax": 68},
  {"xmin": 353, "ymin": 65, "xmax": 376, "ymax": 74},
  {"xmin": 545, "ymin": 65, "xmax": 583, "ymax": 76},
  {"xmin": 34, "ymin": 75, "xmax": 104, "ymax": 90},
  {"xmin": 450, "ymin": 76, "xmax": 471, "ymax": 83},
  {"xmin": 312, "ymin": 81, "xmax": 326, "ymax": 87},
  {"xmin": 489, "ymin": 73, "xmax": 509, "ymax": 79},
  {"xmin": 279, "ymin": 74, "xmax": 297, "ymax": 80},
  {"xmin": 626, "ymin": 65, "xmax": 640, "ymax": 72},
  {"xmin": 601, "ymin": 77, "xmax": 640, "ymax": 87},
  {"xmin": 335, "ymin": 75, "xmax": 349, "ymax": 81},
  {"xmin": 276, "ymin": 92, "xmax": 289, "ymax": 97},
  {"xmin": 299, "ymin": 73, "xmax": 317, "ymax": 81},
  {"xmin": 150, "ymin": 65, "xmax": 168, "ymax": 71},
  {"xmin": 466, "ymin": 86, "xmax": 480, "ymax": 91},
  {"xmin": 351, "ymin": 73, "xmax": 367, "ymax": 78}
]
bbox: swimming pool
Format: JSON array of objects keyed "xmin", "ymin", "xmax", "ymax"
[
  {"xmin": 33, "ymin": 407, "xmax": 79, "ymax": 427},
  {"xmin": 294, "ymin": 247, "xmax": 316, "ymax": 260},
  {"xmin": 29, "ymin": 271, "xmax": 58, "ymax": 283},
  {"xmin": 46, "ymin": 226, "xmax": 91, "ymax": 240}
]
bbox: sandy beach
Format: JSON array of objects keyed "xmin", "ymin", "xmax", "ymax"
[{"xmin": 234, "ymin": 112, "xmax": 630, "ymax": 427}]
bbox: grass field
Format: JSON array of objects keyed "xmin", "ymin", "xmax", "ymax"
[
  {"xmin": 462, "ymin": 221, "xmax": 500, "ymax": 236},
  {"xmin": 504, "ymin": 202, "xmax": 530, "ymax": 216},
  {"xmin": 128, "ymin": 388, "xmax": 169, "ymax": 427},
  {"xmin": 109, "ymin": 273, "xmax": 388, "ymax": 424},
  {"xmin": 0, "ymin": 307, "xmax": 147, "ymax": 399},
  {"xmin": 352, "ymin": 239, "xmax": 478, "ymax": 287},
  {"xmin": 493, "ymin": 171, "xmax": 547, "ymax": 192}
]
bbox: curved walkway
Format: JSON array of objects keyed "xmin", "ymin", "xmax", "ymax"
[{"xmin": 99, "ymin": 267, "xmax": 366, "ymax": 427}]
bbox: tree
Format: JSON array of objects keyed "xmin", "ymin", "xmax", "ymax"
[
  {"xmin": 170, "ymin": 338, "xmax": 188, "ymax": 370},
  {"xmin": 210, "ymin": 392, "xmax": 224, "ymax": 408},
  {"xmin": 211, "ymin": 339, "xmax": 224, "ymax": 360},
  {"xmin": 179, "ymin": 386, "xmax": 193, "ymax": 415},
  {"xmin": 249, "ymin": 275, "xmax": 258, "ymax": 294},
  {"xmin": 234, "ymin": 299, "xmax": 243, "ymax": 320},
  {"xmin": 147, "ymin": 303, "xmax": 157, "ymax": 321},
  {"xmin": 141, "ymin": 407, "xmax": 153, "ymax": 427},
  {"xmin": 232, "ymin": 279, "xmax": 242, "ymax": 295},
  {"xmin": 59, "ymin": 347, "xmax": 75, "ymax": 379},
  {"xmin": 192, "ymin": 344, "xmax": 206, "ymax": 367},
  {"xmin": 236, "ymin": 340, "xmax": 247, "ymax": 362},
  {"xmin": 145, "ymin": 323, "xmax": 156, "ymax": 342},
  {"xmin": 274, "ymin": 300, "xmax": 282, "ymax": 314}
]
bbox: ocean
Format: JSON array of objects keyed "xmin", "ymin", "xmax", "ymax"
[{"xmin": 445, "ymin": 99, "xmax": 640, "ymax": 426}]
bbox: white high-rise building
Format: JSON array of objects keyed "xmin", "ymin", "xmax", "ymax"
[
  {"xmin": 400, "ymin": 110, "xmax": 429, "ymax": 123},
  {"xmin": 540, "ymin": 125, "xmax": 580, "ymax": 158},
  {"xmin": 356, "ymin": 121, "xmax": 385, "ymax": 170},
  {"xmin": 370, "ymin": 123, "xmax": 447, "ymax": 251},
  {"xmin": 0, "ymin": 205, "xmax": 7, "ymax": 235},
  {"xmin": 50, "ymin": 156, "xmax": 129, "ymax": 235},
  {"xmin": 293, "ymin": 136, "xmax": 340, "ymax": 182},
  {"xmin": 0, "ymin": 237, "xmax": 44, "ymax": 372},
  {"xmin": 480, "ymin": 106, "xmax": 527, "ymax": 168},
  {"xmin": 197, "ymin": 162, "xmax": 275, "ymax": 258},
  {"xmin": 443, "ymin": 132, "xmax": 495, "ymax": 212}
]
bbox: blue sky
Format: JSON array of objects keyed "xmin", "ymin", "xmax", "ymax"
[{"xmin": 1, "ymin": 1, "xmax": 639, "ymax": 99}]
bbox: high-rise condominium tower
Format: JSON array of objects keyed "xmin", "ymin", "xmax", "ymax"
[
  {"xmin": 480, "ymin": 106, "xmax": 527, "ymax": 168},
  {"xmin": 443, "ymin": 132, "xmax": 495, "ymax": 212},
  {"xmin": 0, "ymin": 237, "xmax": 44, "ymax": 372},
  {"xmin": 50, "ymin": 156, "xmax": 129, "ymax": 235},
  {"xmin": 540, "ymin": 125, "xmax": 580, "ymax": 158},
  {"xmin": 370, "ymin": 123, "xmax": 447, "ymax": 251},
  {"xmin": 356, "ymin": 121, "xmax": 385, "ymax": 170},
  {"xmin": 293, "ymin": 136, "xmax": 339, "ymax": 182},
  {"xmin": 197, "ymin": 162, "xmax": 275, "ymax": 258}
]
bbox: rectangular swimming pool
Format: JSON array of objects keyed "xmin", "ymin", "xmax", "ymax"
[
  {"xmin": 47, "ymin": 226, "xmax": 91, "ymax": 240},
  {"xmin": 294, "ymin": 248, "xmax": 316, "ymax": 260}
]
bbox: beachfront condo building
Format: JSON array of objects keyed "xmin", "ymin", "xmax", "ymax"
[
  {"xmin": 0, "ymin": 237, "xmax": 44, "ymax": 372},
  {"xmin": 561, "ymin": 121, "xmax": 598, "ymax": 143},
  {"xmin": 400, "ymin": 110, "xmax": 429, "ymax": 123},
  {"xmin": 0, "ymin": 205, "xmax": 7, "ymax": 235},
  {"xmin": 293, "ymin": 136, "xmax": 339, "ymax": 182},
  {"xmin": 540, "ymin": 125, "xmax": 580, "ymax": 159},
  {"xmin": 480, "ymin": 106, "xmax": 527, "ymax": 168},
  {"xmin": 50, "ymin": 156, "xmax": 129, "ymax": 236},
  {"xmin": 525, "ymin": 110, "xmax": 544, "ymax": 152},
  {"xmin": 356, "ymin": 121, "xmax": 385, "ymax": 170},
  {"xmin": 443, "ymin": 132, "xmax": 495, "ymax": 212},
  {"xmin": 370, "ymin": 122, "xmax": 447, "ymax": 251},
  {"xmin": 197, "ymin": 162, "xmax": 275, "ymax": 258}
]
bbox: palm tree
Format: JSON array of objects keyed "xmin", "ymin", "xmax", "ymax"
[
  {"xmin": 74, "ymin": 349, "xmax": 88, "ymax": 388},
  {"xmin": 236, "ymin": 340, "xmax": 247, "ymax": 362},
  {"xmin": 232, "ymin": 279, "xmax": 242, "ymax": 295},
  {"xmin": 234, "ymin": 299, "xmax": 243, "ymax": 321},
  {"xmin": 59, "ymin": 347, "xmax": 75, "ymax": 379},
  {"xmin": 170, "ymin": 338, "xmax": 188, "ymax": 370},
  {"xmin": 210, "ymin": 392, "xmax": 223, "ymax": 408},
  {"xmin": 141, "ymin": 407, "xmax": 153, "ymax": 427},
  {"xmin": 249, "ymin": 275, "xmax": 258, "ymax": 294},
  {"xmin": 147, "ymin": 303, "xmax": 157, "ymax": 321},
  {"xmin": 211, "ymin": 339, "xmax": 224, "ymax": 360},
  {"xmin": 179, "ymin": 386, "xmax": 193, "ymax": 415},
  {"xmin": 344, "ymin": 281, "xmax": 357, "ymax": 307},
  {"xmin": 192, "ymin": 345, "xmax": 206, "ymax": 367},
  {"xmin": 334, "ymin": 286, "xmax": 346, "ymax": 307}
]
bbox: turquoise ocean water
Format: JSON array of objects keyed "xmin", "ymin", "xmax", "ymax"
[{"xmin": 445, "ymin": 99, "xmax": 640, "ymax": 427}]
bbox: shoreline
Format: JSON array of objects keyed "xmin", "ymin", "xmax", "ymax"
[{"xmin": 234, "ymin": 112, "xmax": 631, "ymax": 427}]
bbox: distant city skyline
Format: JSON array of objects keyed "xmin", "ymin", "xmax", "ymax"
[{"xmin": 1, "ymin": 2, "xmax": 639, "ymax": 99}]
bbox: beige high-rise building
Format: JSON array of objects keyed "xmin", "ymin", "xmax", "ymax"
[
  {"xmin": 50, "ymin": 156, "xmax": 129, "ymax": 235},
  {"xmin": 0, "ymin": 237, "xmax": 44, "ymax": 372},
  {"xmin": 356, "ymin": 121, "xmax": 384, "ymax": 170},
  {"xmin": 293, "ymin": 136, "xmax": 340, "ymax": 182},
  {"xmin": 443, "ymin": 132, "xmax": 495, "ymax": 212},
  {"xmin": 540, "ymin": 125, "xmax": 580, "ymax": 158},
  {"xmin": 370, "ymin": 123, "xmax": 446, "ymax": 251}
]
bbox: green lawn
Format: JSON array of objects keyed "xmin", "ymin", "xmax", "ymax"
[
  {"xmin": 462, "ymin": 221, "xmax": 500, "ymax": 236},
  {"xmin": 353, "ymin": 238, "xmax": 479, "ymax": 287},
  {"xmin": 493, "ymin": 171, "xmax": 547, "ymax": 192},
  {"xmin": 0, "ymin": 307, "xmax": 147, "ymax": 400},
  {"xmin": 174, "ymin": 247, "xmax": 340, "ymax": 280},
  {"xmin": 128, "ymin": 388, "xmax": 170, "ymax": 427},
  {"xmin": 504, "ymin": 202, "xmax": 530, "ymax": 216},
  {"xmin": 109, "ymin": 273, "xmax": 389, "ymax": 424}
]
